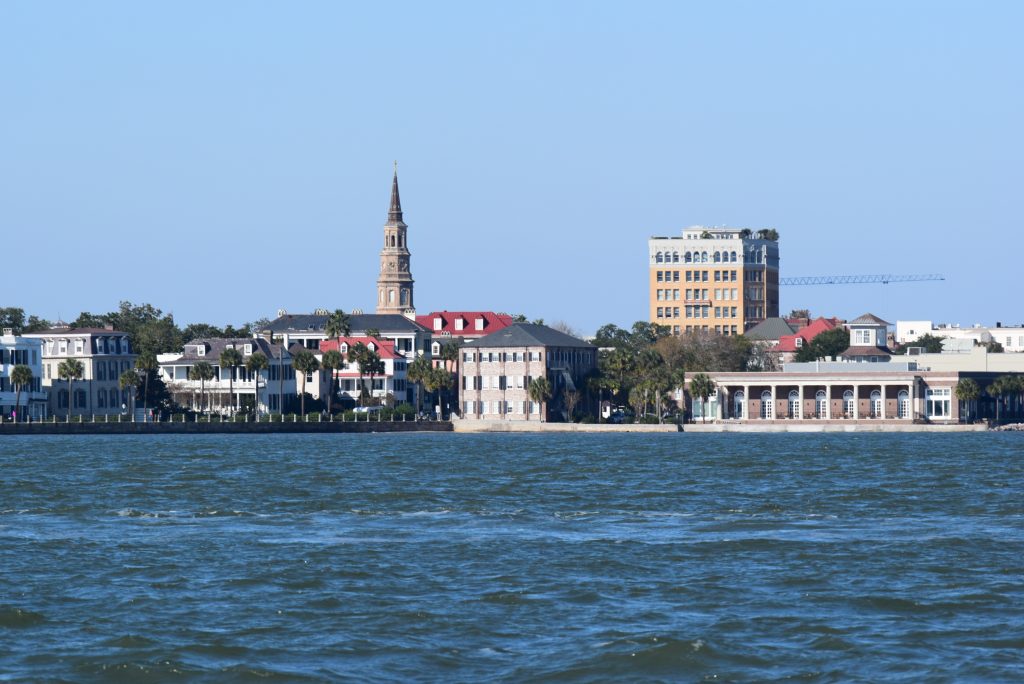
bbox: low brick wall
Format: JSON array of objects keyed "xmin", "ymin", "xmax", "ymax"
[
  {"xmin": 682, "ymin": 421, "xmax": 988, "ymax": 433},
  {"xmin": 0, "ymin": 420, "xmax": 452, "ymax": 436}
]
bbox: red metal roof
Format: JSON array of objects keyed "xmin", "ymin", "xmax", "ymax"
[
  {"xmin": 415, "ymin": 311, "xmax": 513, "ymax": 337},
  {"xmin": 776, "ymin": 317, "xmax": 839, "ymax": 352},
  {"xmin": 319, "ymin": 336, "xmax": 401, "ymax": 359}
]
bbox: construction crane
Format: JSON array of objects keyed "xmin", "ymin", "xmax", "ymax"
[{"xmin": 780, "ymin": 273, "xmax": 945, "ymax": 286}]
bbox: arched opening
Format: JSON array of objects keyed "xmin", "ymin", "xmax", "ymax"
[
  {"xmin": 701, "ymin": 251, "xmax": 708, "ymax": 263},
  {"xmin": 389, "ymin": 289, "xmax": 395, "ymax": 304},
  {"xmin": 898, "ymin": 390, "xmax": 909, "ymax": 418},
  {"xmin": 672, "ymin": 252, "xmax": 679, "ymax": 263},
  {"xmin": 815, "ymin": 389, "xmax": 827, "ymax": 418},
  {"xmin": 843, "ymin": 389, "xmax": 855, "ymax": 417},
  {"xmin": 656, "ymin": 252, "xmax": 664, "ymax": 263},
  {"xmin": 760, "ymin": 390, "xmax": 773, "ymax": 419},
  {"xmin": 713, "ymin": 251, "xmax": 721, "ymax": 263},
  {"xmin": 788, "ymin": 389, "xmax": 800, "ymax": 419},
  {"xmin": 685, "ymin": 252, "xmax": 692, "ymax": 263},
  {"xmin": 870, "ymin": 390, "xmax": 882, "ymax": 417},
  {"xmin": 733, "ymin": 390, "xmax": 745, "ymax": 419},
  {"xmin": 730, "ymin": 251, "xmax": 737, "ymax": 262}
]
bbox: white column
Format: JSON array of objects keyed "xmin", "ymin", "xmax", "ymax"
[
  {"xmin": 880, "ymin": 384, "xmax": 887, "ymax": 420},
  {"xmin": 770, "ymin": 384, "xmax": 777, "ymax": 420},
  {"xmin": 743, "ymin": 384, "xmax": 750, "ymax": 420},
  {"xmin": 796, "ymin": 384, "xmax": 804, "ymax": 419},
  {"xmin": 825, "ymin": 384, "xmax": 832, "ymax": 419},
  {"xmin": 853, "ymin": 383, "xmax": 860, "ymax": 420}
]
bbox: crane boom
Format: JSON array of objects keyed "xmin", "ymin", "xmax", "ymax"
[{"xmin": 780, "ymin": 273, "xmax": 945, "ymax": 286}]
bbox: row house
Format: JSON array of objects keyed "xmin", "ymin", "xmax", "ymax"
[
  {"xmin": 25, "ymin": 323, "xmax": 136, "ymax": 417},
  {"xmin": 0, "ymin": 329, "xmax": 47, "ymax": 420},
  {"xmin": 459, "ymin": 323, "xmax": 597, "ymax": 421},
  {"xmin": 318, "ymin": 336, "xmax": 410, "ymax": 406},
  {"xmin": 158, "ymin": 338, "xmax": 295, "ymax": 414}
]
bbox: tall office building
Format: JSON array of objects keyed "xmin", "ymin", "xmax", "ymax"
[{"xmin": 648, "ymin": 226, "xmax": 779, "ymax": 335}]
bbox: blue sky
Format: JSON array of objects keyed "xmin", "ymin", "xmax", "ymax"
[{"xmin": 2, "ymin": 1, "xmax": 1021, "ymax": 334}]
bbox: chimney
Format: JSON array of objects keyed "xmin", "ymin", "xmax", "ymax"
[
  {"xmin": 996, "ymin": 322, "xmax": 1002, "ymax": 328},
  {"xmin": 2, "ymin": 327, "xmax": 13, "ymax": 336}
]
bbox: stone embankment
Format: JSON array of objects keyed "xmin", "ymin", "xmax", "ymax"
[
  {"xmin": 0, "ymin": 420, "xmax": 452, "ymax": 436},
  {"xmin": 993, "ymin": 423, "xmax": 1024, "ymax": 432},
  {"xmin": 452, "ymin": 419, "xmax": 679, "ymax": 433}
]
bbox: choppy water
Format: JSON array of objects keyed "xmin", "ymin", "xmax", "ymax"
[{"xmin": 1, "ymin": 433, "xmax": 1022, "ymax": 682}]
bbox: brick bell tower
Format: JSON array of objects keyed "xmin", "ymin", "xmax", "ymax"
[{"xmin": 375, "ymin": 162, "xmax": 415, "ymax": 315}]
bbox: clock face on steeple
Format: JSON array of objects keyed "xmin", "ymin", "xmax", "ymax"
[{"xmin": 376, "ymin": 165, "xmax": 414, "ymax": 315}]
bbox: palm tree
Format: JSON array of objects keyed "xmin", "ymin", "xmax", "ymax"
[
  {"xmin": 219, "ymin": 347, "xmax": 244, "ymax": 413},
  {"xmin": 58, "ymin": 358, "xmax": 84, "ymax": 422},
  {"xmin": 689, "ymin": 373, "xmax": 715, "ymax": 424},
  {"xmin": 119, "ymin": 370, "xmax": 139, "ymax": 417},
  {"xmin": 246, "ymin": 352, "xmax": 269, "ymax": 417},
  {"xmin": 325, "ymin": 309, "xmax": 351, "ymax": 341},
  {"xmin": 291, "ymin": 349, "xmax": 320, "ymax": 417},
  {"xmin": 320, "ymin": 349, "xmax": 343, "ymax": 415},
  {"xmin": 424, "ymin": 366, "xmax": 454, "ymax": 418},
  {"xmin": 528, "ymin": 376, "xmax": 552, "ymax": 422},
  {"xmin": 363, "ymin": 350, "xmax": 385, "ymax": 405},
  {"xmin": 348, "ymin": 343, "xmax": 370, "ymax": 406},
  {"xmin": 135, "ymin": 352, "xmax": 158, "ymax": 411},
  {"xmin": 10, "ymin": 364, "xmax": 33, "ymax": 423},
  {"xmin": 440, "ymin": 340, "xmax": 459, "ymax": 374},
  {"xmin": 407, "ymin": 356, "xmax": 432, "ymax": 415},
  {"xmin": 189, "ymin": 361, "xmax": 215, "ymax": 413},
  {"xmin": 954, "ymin": 377, "xmax": 980, "ymax": 423}
]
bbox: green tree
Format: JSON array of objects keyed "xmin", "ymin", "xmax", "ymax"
[
  {"xmin": 10, "ymin": 364, "xmax": 33, "ymax": 422},
  {"xmin": 320, "ymin": 349, "xmax": 344, "ymax": 415},
  {"xmin": 219, "ymin": 346, "xmax": 244, "ymax": 412},
  {"xmin": 0, "ymin": 307, "xmax": 27, "ymax": 334},
  {"xmin": 325, "ymin": 309, "xmax": 351, "ymax": 341},
  {"xmin": 246, "ymin": 352, "xmax": 270, "ymax": 417},
  {"xmin": 181, "ymin": 323, "xmax": 224, "ymax": 341},
  {"xmin": 364, "ymin": 328, "xmax": 381, "ymax": 340},
  {"xmin": 189, "ymin": 361, "xmax": 215, "ymax": 413},
  {"xmin": 794, "ymin": 327, "xmax": 850, "ymax": 362},
  {"xmin": 954, "ymin": 377, "xmax": 980, "ymax": 423},
  {"xmin": 893, "ymin": 333, "xmax": 945, "ymax": 354},
  {"xmin": 363, "ymin": 350, "xmax": 385, "ymax": 404},
  {"xmin": 119, "ymin": 369, "xmax": 139, "ymax": 415},
  {"xmin": 528, "ymin": 376, "xmax": 552, "ymax": 422},
  {"xmin": 135, "ymin": 352, "xmax": 158, "ymax": 411},
  {"xmin": 407, "ymin": 356, "xmax": 433, "ymax": 415},
  {"xmin": 423, "ymin": 366, "xmax": 454, "ymax": 418},
  {"xmin": 347, "ymin": 343, "xmax": 370, "ymax": 406},
  {"xmin": 58, "ymin": 358, "xmax": 85, "ymax": 421},
  {"xmin": 291, "ymin": 349, "xmax": 320, "ymax": 417},
  {"xmin": 689, "ymin": 373, "xmax": 716, "ymax": 424}
]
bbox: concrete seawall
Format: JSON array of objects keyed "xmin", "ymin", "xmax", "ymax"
[
  {"xmin": 682, "ymin": 422, "xmax": 989, "ymax": 433},
  {"xmin": 453, "ymin": 420, "xmax": 679, "ymax": 433},
  {"xmin": 0, "ymin": 421, "xmax": 453, "ymax": 436}
]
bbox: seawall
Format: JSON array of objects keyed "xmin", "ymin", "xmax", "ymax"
[
  {"xmin": 453, "ymin": 420, "xmax": 679, "ymax": 433},
  {"xmin": 0, "ymin": 421, "xmax": 453, "ymax": 436},
  {"xmin": 681, "ymin": 422, "xmax": 989, "ymax": 433}
]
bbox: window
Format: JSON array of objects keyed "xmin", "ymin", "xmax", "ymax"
[
  {"xmin": 870, "ymin": 390, "xmax": 882, "ymax": 417},
  {"xmin": 672, "ymin": 252, "xmax": 679, "ymax": 263},
  {"xmin": 656, "ymin": 271, "xmax": 664, "ymax": 282},
  {"xmin": 843, "ymin": 390, "xmax": 855, "ymax": 416},
  {"xmin": 656, "ymin": 252, "xmax": 663, "ymax": 263},
  {"xmin": 673, "ymin": 271, "xmax": 680, "ymax": 282},
  {"xmin": 926, "ymin": 388, "xmax": 950, "ymax": 418},
  {"xmin": 686, "ymin": 271, "xmax": 693, "ymax": 282},
  {"xmin": 854, "ymin": 329, "xmax": 873, "ymax": 345},
  {"xmin": 244, "ymin": 344, "xmax": 252, "ymax": 355},
  {"xmin": 197, "ymin": 346, "xmax": 205, "ymax": 357},
  {"xmin": 761, "ymin": 390, "xmax": 773, "ymax": 419},
  {"xmin": 815, "ymin": 390, "xmax": 827, "ymax": 417},
  {"xmin": 898, "ymin": 390, "xmax": 910, "ymax": 418},
  {"xmin": 788, "ymin": 390, "xmax": 801, "ymax": 419}
]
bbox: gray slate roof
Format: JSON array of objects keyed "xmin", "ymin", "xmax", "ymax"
[
  {"xmin": 463, "ymin": 323, "xmax": 595, "ymax": 349},
  {"xmin": 167, "ymin": 337, "xmax": 288, "ymax": 364},
  {"xmin": 745, "ymin": 317, "xmax": 797, "ymax": 341},
  {"xmin": 262, "ymin": 313, "xmax": 428, "ymax": 334}
]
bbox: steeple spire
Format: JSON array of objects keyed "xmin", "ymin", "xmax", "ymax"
[{"xmin": 388, "ymin": 161, "xmax": 403, "ymax": 222}]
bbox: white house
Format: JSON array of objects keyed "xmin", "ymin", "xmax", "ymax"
[
  {"xmin": 158, "ymin": 338, "xmax": 296, "ymax": 414},
  {"xmin": 0, "ymin": 329, "xmax": 47, "ymax": 420},
  {"xmin": 318, "ymin": 336, "xmax": 410, "ymax": 407}
]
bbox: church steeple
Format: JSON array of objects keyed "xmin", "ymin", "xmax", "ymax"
[
  {"xmin": 376, "ymin": 163, "xmax": 414, "ymax": 316},
  {"xmin": 388, "ymin": 161, "xmax": 403, "ymax": 223}
]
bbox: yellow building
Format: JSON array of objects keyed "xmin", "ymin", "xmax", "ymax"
[{"xmin": 648, "ymin": 226, "xmax": 779, "ymax": 335}]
